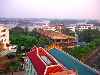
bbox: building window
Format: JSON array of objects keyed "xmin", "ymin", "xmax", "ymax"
[
  {"xmin": 1, "ymin": 29, "xmax": 6, "ymax": 32},
  {"xmin": 4, "ymin": 39, "xmax": 6, "ymax": 42},
  {"xmin": 1, "ymin": 34, "xmax": 6, "ymax": 37}
]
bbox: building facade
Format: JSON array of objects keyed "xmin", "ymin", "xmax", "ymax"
[
  {"xmin": 0, "ymin": 25, "xmax": 9, "ymax": 49},
  {"xmin": 36, "ymin": 29, "xmax": 76, "ymax": 50},
  {"xmin": 76, "ymin": 23, "xmax": 96, "ymax": 31},
  {"xmin": 0, "ymin": 25, "xmax": 17, "ymax": 56},
  {"xmin": 66, "ymin": 25, "xmax": 76, "ymax": 32},
  {"xmin": 35, "ymin": 24, "xmax": 64, "ymax": 32}
]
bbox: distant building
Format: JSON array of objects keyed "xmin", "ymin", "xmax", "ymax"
[
  {"xmin": 41, "ymin": 24, "xmax": 64, "ymax": 32},
  {"xmin": 34, "ymin": 20, "xmax": 50, "ymax": 26},
  {"xmin": 66, "ymin": 23, "xmax": 96, "ymax": 32},
  {"xmin": 42, "ymin": 25, "xmax": 56, "ymax": 31},
  {"xmin": 96, "ymin": 25, "xmax": 100, "ymax": 31},
  {"xmin": 0, "ymin": 24, "xmax": 17, "ymax": 29},
  {"xmin": 19, "ymin": 20, "xmax": 50, "ymax": 31},
  {"xmin": 66, "ymin": 25, "xmax": 76, "ymax": 32},
  {"xmin": 76, "ymin": 23, "xmax": 96, "ymax": 31}
]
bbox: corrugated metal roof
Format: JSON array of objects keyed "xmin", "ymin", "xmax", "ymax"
[{"xmin": 49, "ymin": 48, "xmax": 99, "ymax": 75}]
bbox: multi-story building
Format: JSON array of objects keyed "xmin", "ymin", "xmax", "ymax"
[
  {"xmin": 41, "ymin": 24, "xmax": 64, "ymax": 32},
  {"xmin": 0, "ymin": 25, "xmax": 17, "ymax": 56},
  {"xmin": 0, "ymin": 25, "xmax": 9, "ymax": 49},
  {"xmin": 41, "ymin": 25, "xmax": 56, "ymax": 31},
  {"xmin": 66, "ymin": 25, "xmax": 76, "ymax": 32},
  {"xmin": 36, "ymin": 29, "xmax": 76, "ymax": 50},
  {"xmin": 76, "ymin": 23, "xmax": 96, "ymax": 31},
  {"xmin": 66, "ymin": 23, "xmax": 96, "ymax": 32}
]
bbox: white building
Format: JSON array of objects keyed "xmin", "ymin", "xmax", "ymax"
[
  {"xmin": 66, "ymin": 23, "xmax": 96, "ymax": 32},
  {"xmin": 41, "ymin": 25, "xmax": 56, "ymax": 31},
  {"xmin": 0, "ymin": 25, "xmax": 17, "ymax": 56},
  {"xmin": 76, "ymin": 23, "xmax": 96, "ymax": 31},
  {"xmin": 0, "ymin": 25, "xmax": 9, "ymax": 49},
  {"xmin": 66, "ymin": 25, "xmax": 76, "ymax": 32}
]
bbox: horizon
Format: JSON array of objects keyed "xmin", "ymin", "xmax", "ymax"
[{"xmin": 0, "ymin": 17, "xmax": 99, "ymax": 21}]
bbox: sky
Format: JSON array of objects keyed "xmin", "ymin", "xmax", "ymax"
[{"xmin": 0, "ymin": 0, "xmax": 100, "ymax": 19}]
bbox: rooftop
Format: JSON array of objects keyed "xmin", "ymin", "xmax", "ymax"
[{"xmin": 37, "ymin": 29, "xmax": 75, "ymax": 40}]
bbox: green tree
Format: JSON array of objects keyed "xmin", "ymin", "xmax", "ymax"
[
  {"xmin": 8, "ymin": 61, "xmax": 21, "ymax": 72},
  {"xmin": 10, "ymin": 31, "xmax": 49, "ymax": 49},
  {"xmin": 93, "ymin": 39, "xmax": 100, "ymax": 46},
  {"xmin": 10, "ymin": 26, "xmax": 24, "ymax": 32},
  {"xmin": 78, "ymin": 29, "xmax": 100, "ymax": 42}
]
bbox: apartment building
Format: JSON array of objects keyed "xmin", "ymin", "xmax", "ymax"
[
  {"xmin": 66, "ymin": 25, "xmax": 76, "ymax": 32},
  {"xmin": 0, "ymin": 25, "xmax": 9, "ymax": 49},
  {"xmin": 66, "ymin": 23, "xmax": 96, "ymax": 32},
  {"xmin": 0, "ymin": 25, "xmax": 17, "ymax": 56},
  {"xmin": 76, "ymin": 23, "xmax": 96, "ymax": 31},
  {"xmin": 41, "ymin": 24, "xmax": 64, "ymax": 32}
]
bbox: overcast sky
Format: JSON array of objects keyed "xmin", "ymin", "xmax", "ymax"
[{"xmin": 0, "ymin": 0, "xmax": 100, "ymax": 19}]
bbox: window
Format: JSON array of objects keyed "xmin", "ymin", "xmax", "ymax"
[
  {"xmin": 1, "ymin": 29, "xmax": 6, "ymax": 32},
  {"xmin": 1, "ymin": 34, "xmax": 6, "ymax": 37},
  {"xmin": 41, "ymin": 56, "xmax": 52, "ymax": 65},
  {"xmin": 4, "ymin": 39, "xmax": 6, "ymax": 42}
]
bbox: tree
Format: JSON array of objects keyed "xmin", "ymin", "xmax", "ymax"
[
  {"xmin": 10, "ymin": 31, "xmax": 49, "ymax": 49},
  {"xmin": 78, "ymin": 29, "xmax": 100, "ymax": 42},
  {"xmin": 8, "ymin": 61, "xmax": 21, "ymax": 72},
  {"xmin": 68, "ymin": 41, "xmax": 96, "ymax": 61},
  {"xmin": 10, "ymin": 26, "xmax": 24, "ymax": 32},
  {"xmin": 93, "ymin": 39, "xmax": 100, "ymax": 46}
]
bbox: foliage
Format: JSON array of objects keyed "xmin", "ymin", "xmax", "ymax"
[
  {"xmin": 78, "ymin": 29, "xmax": 100, "ymax": 42},
  {"xmin": 67, "ymin": 29, "xmax": 100, "ymax": 61},
  {"xmin": 8, "ymin": 61, "xmax": 21, "ymax": 71},
  {"xmin": 10, "ymin": 26, "xmax": 24, "ymax": 32},
  {"xmin": 62, "ymin": 28, "xmax": 75, "ymax": 36},
  {"xmin": 10, "ymin": 29, "xmax": 49, "ymax": 49},
  {"xmin": 93, "ymin": 39, "xmax": 100, "ymax": 46},
  {"xmin": 68, "ymin": 41, "xmax": 96, "ymax": 60}
]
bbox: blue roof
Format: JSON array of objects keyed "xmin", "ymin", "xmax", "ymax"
[{"xmin": 49, "ymin": 48, "xmax": 99, "ymax": 75}]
